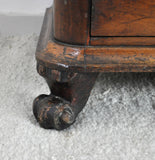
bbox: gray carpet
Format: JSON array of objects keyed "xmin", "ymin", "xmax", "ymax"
[{"xmin": 0, "ymin": 34, "xmax": 155, "ymax": 160}]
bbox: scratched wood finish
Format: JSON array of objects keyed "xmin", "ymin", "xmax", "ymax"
[
  {"xmin": 54, "ymin": 0, "xmax": 90, "ymax": 45},
  {"xmin": 91, "ymin": 0, "xmax": 155, "ymax": 36},
  {"xmin": 37, "ymin": 41, "xmax": 155, "ymax": 72},
  {"xmin": 36, "ymin": 7, "xmax": 155, "ymax": 72},
  {"xmin": 84, "ymin": 47, "xmax": 155, "ymax": 72},
  {"xmin": 90, "ymin": 37, "xmax": 155, "ymax": 46}
]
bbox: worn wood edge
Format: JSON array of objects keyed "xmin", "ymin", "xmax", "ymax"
[
  {"xmin": 37, "ymin": 42, "xmax": 155, "ymax": 72},
  {"xmin": 36, "ymin": 7, "xmax": 155, "ymax": 72},
  {"xmin": 36, "ymin": 6, "xmax": 87, "ymax": 72}
]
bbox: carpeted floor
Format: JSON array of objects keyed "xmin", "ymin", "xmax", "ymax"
[{"xmin": 0, "ymin": 34, "xmax": 155, "ymax": 160}]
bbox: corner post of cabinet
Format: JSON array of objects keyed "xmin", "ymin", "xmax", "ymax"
[{"xmin": 53, "ymin": 0, "xmax": 90, "ymax": 45}]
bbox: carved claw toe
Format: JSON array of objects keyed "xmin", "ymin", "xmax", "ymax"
[{"xmin": 33, "ymin": 95, "xmax": 75, "ymax": 130}]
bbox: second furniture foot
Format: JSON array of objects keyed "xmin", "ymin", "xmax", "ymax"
[{"xmin": 33, "ymin": 65, "xmax": 99, "ymax": 130}]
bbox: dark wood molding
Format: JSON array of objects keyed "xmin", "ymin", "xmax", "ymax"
[
  {"xmin": 90, "ymin": 37, "xmax": 155, "ymax": 46},
  {"xmin": 36, "ymin": 7, "xmax": 155, "ymax": 73}
]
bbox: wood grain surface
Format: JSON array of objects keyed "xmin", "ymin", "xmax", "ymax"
[
  {"xmin": 36, "ymin": 6, "xmax": 155, "ymax": 73},
  {"xmin": 91, "ymin": 0, "xmax": 155, "ymax": 36},
  {"xmin": 54, "ymin": 0, "xmax": 90, "ymax": 45}
]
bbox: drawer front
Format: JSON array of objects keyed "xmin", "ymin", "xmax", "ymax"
[{"xmin": 91, "ymin": 0, "xmax": 155, "ymax": 36}]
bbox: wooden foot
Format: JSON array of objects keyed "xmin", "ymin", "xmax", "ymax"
[{"xmin": 33, "ymin": 64, "xmax": 99, "ymax": 130}]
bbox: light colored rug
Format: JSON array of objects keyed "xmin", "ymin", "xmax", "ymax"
[{"xmin": 0, "ymin": 34, "xmax": 155, "ymax": 160}]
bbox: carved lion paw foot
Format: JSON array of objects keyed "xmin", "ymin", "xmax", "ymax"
[{"xmin": 33, "ymin": 94, "xmax": 75, "ymax": 130}]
